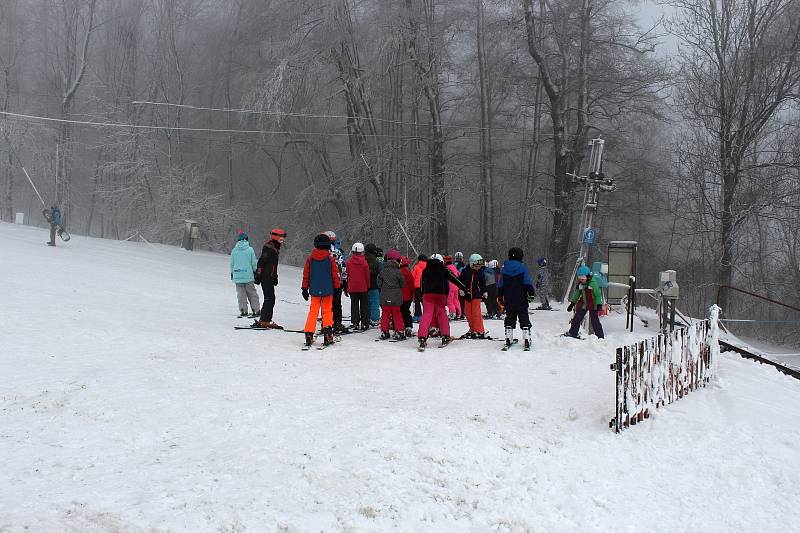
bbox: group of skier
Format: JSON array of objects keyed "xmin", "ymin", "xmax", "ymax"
[{"xmin": 230, "ymin": 229, "xmax": 605, "ymax": 350}]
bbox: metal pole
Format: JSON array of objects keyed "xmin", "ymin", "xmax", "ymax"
[
  {"xmin": 396, "ymin": 217, "xmax": 419, "ymax": 258},
  {"xmin": 21, "ymin": 167, "xmax": 47, "ymax": 207}
]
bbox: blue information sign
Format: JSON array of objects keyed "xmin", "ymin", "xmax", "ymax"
[{"xmin": 583, "ymin": 228, "xmax": 596, "ymax": 244}]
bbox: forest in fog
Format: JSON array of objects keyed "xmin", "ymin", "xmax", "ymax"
[{"xmin": 0, "ymin": 0, "xmax": 798, "ymax": 320}]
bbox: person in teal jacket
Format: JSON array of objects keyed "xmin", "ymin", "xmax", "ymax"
[
  {"xmin": 565, "ymin": 265, "xmax": 604, "ymax": 338},
  {"xmin": 230, "ymin": 231, "xmax": 260, "ymax": 317}
]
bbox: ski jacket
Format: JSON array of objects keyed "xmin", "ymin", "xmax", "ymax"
[
  {"xmin": 230, "ymin": 240, "xmax": 258, "ymax": 283},
  {"xmin": 377, "ymin": 260, "xmax": 405, "ymax": 306},
  {"xmin": 256, "ymin": 239, "xmax": 281, "ymax": 285},
  {"xmin": 302, "ymin": 248, "xmax": 341, "ymax": 297},
  {"xmin": 459, "ymin": 266, "xmax": 487, "ymax": 301},
  {"xmin": 535, "ymin": 265, "xmax": 551, "ymax": 293},
  {"xmin": 400, "ymin": 264, "xmax": 415, "ymax": 301},
  {"xmin": 53, "ymin": 207, "xmax": 62, "ymax": 226},
  {"xmin": 446, "ymin": 264, "xmax": 460, "ymax": 293},
  {"xmin": 455, "ymin": 260, "xmax": 465, "ymax": 272},
  {"xmin": 345, "ymin": 253, "xmax": 371, "ymax": 293},
  {"xmin": 365, "ymin": 249, "xmax": 381, "ymax": 290},
  {"xmin": 421, "ymin": 259, "xmax": 467, "ymax": 296},
  {"xmin": 569, "ymin": 275, "xmax": 604, "ymax": 310},
  {"xmin": 484, "ymin": 266, "xmax": 497, "ymax": 286},
  {"xmin": 412, "ymin": 260, "xmax": 427, "ymax": 289},
  {"xmin": 498, "ymin": 259, "xmax": 535, "ymax": 309}
]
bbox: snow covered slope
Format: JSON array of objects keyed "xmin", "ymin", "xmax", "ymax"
[{"xmin": 1, "ymin": 222, "xmax": 799, "ymax": 532}]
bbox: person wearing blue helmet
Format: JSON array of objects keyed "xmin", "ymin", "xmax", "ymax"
[
  {"xmin": 566, "ymin": 265, "xmax": 605, "ymax": 339},
  {"xmin": 535, "ymin": 256, "xmax": 552, "ymax": 310}
]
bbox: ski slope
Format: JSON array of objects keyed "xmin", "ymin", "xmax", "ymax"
[{"xmin": 1, "ymin": 222, "xmax": 799, "ymax": 532}]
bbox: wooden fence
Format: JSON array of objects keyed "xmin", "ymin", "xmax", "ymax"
[{"xmin": 610, "ymin": 307, "xmax": 720, "ymax": 432}]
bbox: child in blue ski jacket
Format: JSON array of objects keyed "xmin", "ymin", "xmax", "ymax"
[
  {"xmin": 498, "ymin": 247, "xmax": 535, "ymax": 349},
  {"xmin": 230, "ymin": 231, "xmax": 260, "ymax": 317}
]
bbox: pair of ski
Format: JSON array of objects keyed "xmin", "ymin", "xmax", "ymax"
[{"xmin": 501, "ymin": 339, "xmax": 525, "ymax": 351}]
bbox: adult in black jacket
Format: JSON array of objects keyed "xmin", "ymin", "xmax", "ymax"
[
  {"xmin": 364, "ymin": 243, "xmax": 382, "ymax": 323},
  {"xmin": 254, "ymin": 228, "xmax": 287, "ymax": 328}
]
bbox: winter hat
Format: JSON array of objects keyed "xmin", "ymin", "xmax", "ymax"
[
  {"xmin": 236, "ymin": 230, "xmax": 248, "ymax": 242},
  {"xmin": 577, "ymin": 265, "xmax": 591, "ymax": 277},
  {"xmin": 508, "ymin": 247, "xmax": 524, "ymax": 261},
  {"xmin": 417, "ymin": 254, "xmax": 428, "ymax": 261},
  {"xmin": 386, "ymin": 249, "xmax": 402, "ymax": 262},
  {"xmin": 352, "ymin": 242, "xmax": 365, "ymax": 253},
  {"xmin": 270, "ymin": 228, "xmax": 287, "ymax": 239},
  {"xmin": 537, "ymin": 256, "xmax": 547, "ymax": 267},
  {"xmin": 365, "ymin": 243, "xmax": 379, "ymax": 255},
  {"xmin": 443, "ymin": 255, "xmax": 453, "ymax": 264},
  {"xmin": 314, "ymin": 233, "xmax": 331, "ymax": 249}
]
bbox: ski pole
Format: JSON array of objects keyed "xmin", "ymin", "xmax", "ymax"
[
  {"xmin": 21, "ymin": 166, "xmax": 47, "ymax": 207},
  {"xmin": 395, "ymin": 217, "xmax": 418, "ymax": 257}
]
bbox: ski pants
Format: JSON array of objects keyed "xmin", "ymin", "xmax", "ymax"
[
  {"xmin": 49, "ymin": 223, "xmax": 57, "ymax": 245},
  {"xmin": 464, "ymin": 298, "xmax": 486, "ymax": 334},
  {"xmin": 259, "ymin": 282, "xmax": 276, "ymax": 322},
  {"xmin": 305, "ymin": 295, "xmax": 333, "ymax": 333},
  {"xmin": 458, "ymin": 295, "xmax": 466, "ymax": 318},
  {"xmin": 401, "ymin": 300, "xmax": 413, "ymax": 329},
  {"xmin": 380, "ymin": 305, "xmax": 404, "ymax": 333},
  {"xmin": 368, "ymin": 288, "xmax": 381, "ymax": 322},
  {"xmin": 539, "ymin": 292, "xmax": 550, "ymax": 308},
  {"xmin": 418, "ymin": 293, "xmax": 449, "ymax": 338},
  {"xmin": 333, "ymin": 288, "xmax": 343, "ymax": 325},
  {"xmin": 447, "ymin": 285, "xmax": 461, "ymax": 317},
  {"xmin": 236, "ymin": 282, "xmax": 260, "ymax": 314},
  {"xmin": 485, "ymin": 284, "xmax": 500, "ymax": 316},
  {"xmin": 505, "ymin": 305, "xmax": 531, "ymax": 329},
  {"xmin": 350, "ymin": 292, "xmax": 370, "ymax": 328},
  {"xmin": 413, "ymin": 288, "xmax": 423, "ymax": 318},
  {"xmin": 569, "ymin": 307, "xmax": 604, "ymax": 339}
]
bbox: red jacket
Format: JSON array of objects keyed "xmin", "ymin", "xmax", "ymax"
[
  {"xmin": 400, "ymin": 265, "xmax": 415, "ymax": 301},
  {"xmin": 412, "ymin": 260, "xmax": 427, "ymax": 289},
  {"xmin": 302, "ymin": 248, "xmax": 341, "ymax": 291},
  {"xmin": 345, "ymin": 253, "xmax": 371, "ymax": 293}
]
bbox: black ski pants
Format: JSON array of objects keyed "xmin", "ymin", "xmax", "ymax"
[
  {"xmin": 350, "ymin": 292, "xmax": 370, "ymax": 328},
  {"xmin": 413, "ymin": 288, "xmax": 423, "ymax": 317},
  {"xmin": 333, "ymin": 288, "xmax": 343, "ymax": 325},
  {"xmin": 569, "ymin": 307, "xmax": 605, "ymax": 338},
  {"xmin": 401, "ymin": 300, "xmax": 413, "ymax": 329},
  {"xmin": 485, "ymin": 284, "xmax": 500, "ymax": 316},
  {"xmin": 504, "ymin": 305, "xmax": 531, "ymax": 329},
  {"xmin": 259, "ymin": 282, "xmax": 276, "ymax": 322}
]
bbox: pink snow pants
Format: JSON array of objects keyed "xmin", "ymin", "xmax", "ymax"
[
  {"xmin": 418, "ymin": 293, "xmax": 450, "ymax": 338},
  {"xmin": 447, "ymin": 284, "xmax": 461, "ymax": 316}
]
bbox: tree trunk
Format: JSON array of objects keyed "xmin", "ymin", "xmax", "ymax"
[{"xmin": 476, "ymin": 0, "xmax": 493, "ymax": 254}]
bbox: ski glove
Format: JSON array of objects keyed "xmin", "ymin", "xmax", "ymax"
[
  {"xmin": 527, "ymin": 294, "xmax": 535, "ymax": 303},
  {"xmin": 567, "ymin": 302, "xmax": 575, "ymax": 312},
  {"xmin": 459, "ymin": 290, "xmax": 465, "ymax": 297},
  {"xmin": 302, "ymin": 288, "xmax": 309, "ymax": 301},
  {"xmin": 482, "ymin": 292, "xmax": 488, "ymax": 301},
  {"xmin": 272, "ymin": 275, "xmax": 278, "ymax": 286}
]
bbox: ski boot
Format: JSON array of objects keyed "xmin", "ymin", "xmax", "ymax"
[
  {"xmin": 249, "ymin": 309, "xmax": 260, "ymax": 318},
  {"xmin": 474, "ymin": 332, "xmax": 486, "ymax": 340},
  {"xmin": 392, "ymin": 331, "xmax": 405, "ymax": 341},
  {"xmin": 379, "ymin": 331, "xmax": 391, "ymax": 340},
  {"xmin": 418, "ymin": 337, "xmax": 427, "ymax": 352},
  {"xmin": 404, "ymin": 327, "xmax": 414, "ymax": 338},
  {"xmin": 333, "ymin": 322, "xmax": 348, "ymax": 334},
  {"xmin": 239, "ymin": 310, "xmax": 249, "ymax": 318},
  {"xmin": 503, "ymin": 326, "xmax": 514, "ymax": 351},
  {"xmin": 323, "ymin": 326, "xmax": 335, "ymax": 346},
  {"xmin": 303, "ymin": 332, "xmax": 314, "ymax": 349},
  {"xmin": 360, "ymin": 324, "xmax": 370, "ymax": 331},
  {"xmin": 440, "ymin": 336, "xmax": 453, "ymax": 347},
  {"xmin": 522, "ymin": 326, "xmax": 532, "ymax": 351}
]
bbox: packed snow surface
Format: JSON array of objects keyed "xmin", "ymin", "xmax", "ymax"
[{"xmin": 2, "ymin": 222, "xmax": 799, "ymax": 532}]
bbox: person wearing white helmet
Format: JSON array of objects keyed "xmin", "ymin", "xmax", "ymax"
[
  {"xmin": 417, "ymin": 253, "xmax": 469, "ymax": 351},
  {"xmin": 345, "ymin": 242, "xmax": 371, "ymax": 330},
  {"xmin": 323, "ymin": 231, "xmax": 348, "ymax": 333},
  {"xmin": 458, "ymin": 253, "xmax": 488, "ymax": 338}
]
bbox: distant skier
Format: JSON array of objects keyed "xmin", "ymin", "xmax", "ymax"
[
  {"xmin": 454, "ymin": 251, "xmax": 467, "ymax": 319},
  {"xmin": 483, "ymin": 259, "xmax": 501, "ymax": 319},
  {"xmin": 459, "ymin": 254, "xmax": 488, "ymax": 338},
  {"xmin": 44, "ymin": 205, "xmax": 62, "ymax": 247},
  {"xmin": 443, "ymin": 256, "xmax": 462, "ymax": 319},
  {"xmin": 498, "ymin": 247, "xmax": 535, "ymax": 350},
  {"xmin": 411, "ymin": 254, "xmax": 428, "ymax": 321},
  {"xmin": 566, "ymin": 265, "xmax": 605, "ymax": 339},
  {"xmin": 417, "ymin": 254, "xmax": 469, "ymax": 350},
  {"xmin": 253, "ymin": 228, "xmax": 286, "ymax": 328},
  {"xmin": 301, "ymin": 233, "xmax": 341, "ymax": 348},
  {"xmin": 324, "ymin": 231, "xmax": 348, "ymax": 333},
  {"xmin": 230, "ymin": 231, "xmax": 260, "ymax": 318},
  {"xmin": 535, "ymin": 256, "xmax": 553, "ymax": 310},
  {"xmin": 377, "ymin": 249, "xmax": 406, "ymax": 340}
]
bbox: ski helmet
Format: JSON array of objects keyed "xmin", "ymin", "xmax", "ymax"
[
  {"xmin": 324, "ymin": 230, "xmax": 336, "ymax": 241},
  {"xmin": 386, "ymin": 249, "xmax": 402, "ymax": 262},
  {"xmin": 508, "ymin": 247, "xmax": 524, "ymax": 261},
  {"xmin": 314, "ymin": 233, "xmax": 331, "ymax": 249},
  {"xmin": 488, "ymin": 260, "xmax": 498, "ymax": 269},
  {"xmin": 468, "ymin": 253, "xmax": 484, "ymax": 266},
  {"xmin": 577, "ymin": 265, "xmax": 591, "ymax": 277},
  {"xmin": 417, "ymin": 254, "xmax": 428, "ymax": 262},
  {"xmin": 454, "ymin": 251, "xmax": 464, "ymax": 260},
  {"xmin": 443, "ymin": 255, "xmax": 453, "ymax": 264},
  {"xmin": 270, "ymin": 228, "xmax": 287, "ymax": 242},
  {"xmin": 352, "ymin": 242, "xmax": 365, "ymax": 253},
  {"xmin": 430, "ymin": 253, "xmax": 444, "ymax": 262},
  {"xmin": 365, "ymin": 243, "xmax": 379, "ymax": 255},
  {"xmin": 537, "ymin": 256, "xmax": 547, "ymax": 267}
]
